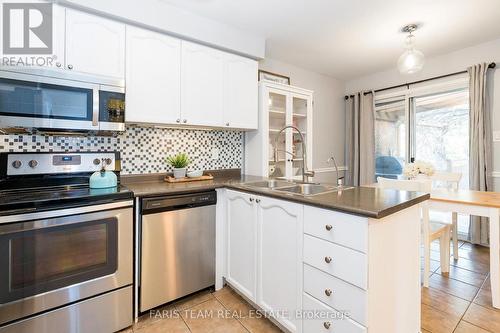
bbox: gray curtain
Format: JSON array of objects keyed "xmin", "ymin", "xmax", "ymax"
[
  {"xmin": 468, "ymin": 63, "xmax": 493, "ymax": 246},
  {"xmin": 345, "ymin": 92, "xmax": 375, "ymax": 186}
]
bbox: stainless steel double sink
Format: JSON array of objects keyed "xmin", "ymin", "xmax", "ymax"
[{"xmin": 242, "ymin": 179, "xmax": 352, "ymax": 196}]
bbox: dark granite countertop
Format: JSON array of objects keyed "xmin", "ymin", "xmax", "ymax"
[{"xmin": 121, "ymin": 170, "xmax": 429, "ymax": 219}]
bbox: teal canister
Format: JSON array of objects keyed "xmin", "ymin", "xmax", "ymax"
[{"xmin": 90, "ymin": 168, "xmax": 118, "ymax": 189}]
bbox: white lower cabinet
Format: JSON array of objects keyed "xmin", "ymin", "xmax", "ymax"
[
  {"xmin": 303, "ymin": 293, "xmax": 366, "ymax": 333},
  {"xmin": 220, "ymin": 190, "xmax": 422, "ymax": 333},
  {"xmin": 225, "ymin": 190, "xmax": 257, "ymax": 301},
  {"xmin": 303, "ymin": 264, "xmax": 367, "ymax": 325},
  {"xmin": 224, "ymin": 190, "xmax": 302, "ymax": 332},
  {"xmin": 257, "ymin": 196, "xmax": 303, "ymax": 332}
]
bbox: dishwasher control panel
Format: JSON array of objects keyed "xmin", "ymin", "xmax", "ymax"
[{"xmin": 142, "ymin": 191, "xmax": 217, "ymax": 214}]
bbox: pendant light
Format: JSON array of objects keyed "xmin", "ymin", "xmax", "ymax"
[{"xmin": 397, "ymin": 24, "xmax": 425, "ymax": 74}]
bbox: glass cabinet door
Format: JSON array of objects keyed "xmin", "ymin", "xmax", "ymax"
[
  {"xmin": 289, "ymin": 94, "xmax": 310, "ymax": 180},
  {"xmin": 267, "ymin": 89, "xmax": 311, "ymax": 180},
  {"xmin": 268, "ymin": 90, "xmax": 288, "ymax": 178}
]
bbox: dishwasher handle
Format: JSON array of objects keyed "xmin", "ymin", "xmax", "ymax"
[{"xmin": 142, "ymin": 191, "xmax": 216, "ymax": 214}]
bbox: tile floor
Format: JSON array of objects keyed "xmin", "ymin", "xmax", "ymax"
[
  {"xmin": 125, "ymin": 241, "xmax": 497, "ymax": 333},
  {"xmin": 421, "ymin": 241, "xmax": 498, "ymax": 333},
  {"xmin": 122, "ymin": 286, "xmax": 282, "ymax": 333}
]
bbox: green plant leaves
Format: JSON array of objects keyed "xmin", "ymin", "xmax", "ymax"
[{"xmin": 166, "ymin": 153, "xmax": 191, "ymax": 169}]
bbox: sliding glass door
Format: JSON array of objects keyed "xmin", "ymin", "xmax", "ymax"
[
  {"xmin": 375, "ymin": 87, "xmax": 470, "ymax": 237},
  {"xmin": 374, "ymin": 97, "xmax": 407, "ymax": 179},
  {"xmin": 411, "ymin": 89, "xmax": 470, "ymax": 188}
]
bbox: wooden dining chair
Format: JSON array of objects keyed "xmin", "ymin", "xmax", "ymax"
[
  {"xmin": 377, "ymin": 177, "xmax": 451, "ymax": 287},
  {"xmin": 429, "ymin": 171, "xmax": 462, "ymax": 261}
]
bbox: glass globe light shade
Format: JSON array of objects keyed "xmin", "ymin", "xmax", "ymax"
[{"xmin": 397, "ymin": 49, "xmax": 425, "ymax": 74}]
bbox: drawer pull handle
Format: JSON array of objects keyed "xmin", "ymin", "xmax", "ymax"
[
  {"xmin": 325, "ymin": 224, "xmax": 333, "ymax": 231},
  {"xmin": 324, "ymin": 256, "xmax": 332, "ymax": 264},
  {"xmin": 325, "ymin": 288, "xmax": 332, "ymax": 296},
  {"xmin": 323, "ymin": 321, "xmax": 331, "ymax": 329}
]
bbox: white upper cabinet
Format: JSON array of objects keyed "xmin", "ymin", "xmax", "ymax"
[
  {"xmin": 51, "ymin": 5, "xmax": 66, "ymax": 69},
  {"xmin": 65, "ymin": 9, "xmax": 125, "ymax": 78},
  {"xmin": 181, "ymin": 41, "xmax": 224, "ymax": 127},
  {"xmin": 223, "ymin": 54, "xmax": 258, "ymax": 130},
  {"xmin": 125, "ymin": 26, "xmax": 181, "ymax": 124}
]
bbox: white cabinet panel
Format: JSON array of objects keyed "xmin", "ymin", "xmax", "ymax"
[
  {"xmin": 257, "ymin": 196, "xmax": 302, "ymax": 332},
  {"xmin": 181, "ymin": 41, "xmax": 223, "ymax": 127},
  {"xmin": 125, "ymin": 26, "xmax": 181, "ymax": 124},
  {"xmin": 51, "ymin": 5, "xmax": 66, "ymax": 69},
  {"xmin": 302, "ymin": 293, "xmax": 366, "ymax": 333},
  {"xmin": 226, "ymin": 190, "xmax": 257, "ymax": 301},
  {"xmin": 303, "ymin": 235, "xmax": 367, "ymax": 289},
  {"xmin": 303, "ymin": 264, "xmax": 367, "ymax": 325},
  {"xmin": 304, "ymin": 206, "xmax": 368, "ymax": 253},
  {"xmin": 223, "ymin": 54, "xmax": 258, "ymax": 129},
  {"xmin": 65, "ymin": 9, "xmax": 125, "ymax": 78}
]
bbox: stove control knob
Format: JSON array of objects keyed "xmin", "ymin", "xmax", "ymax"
[
  {"xmin": 93, "ymin": 158, "xmax": 101, "ymax": 165},
  {"xmin": 105, "ymin": 158, "xmax": 112, "ymax": 166},
  {"xmin": 28, "ymin": 160, "xmax": 38, "ymax": 168},
  {"xmin": 12, "ymin": 160, "xmax": 22, "ymax": 169}
]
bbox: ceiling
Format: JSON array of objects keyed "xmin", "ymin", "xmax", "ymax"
[{"xmin": 160, "ymin": 0, "xmax": 500, "ymax": 80}]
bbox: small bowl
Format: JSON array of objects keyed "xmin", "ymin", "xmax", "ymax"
[{"xmin": 187, "ymin": 170, "xmax": 204, "ymax": 178}]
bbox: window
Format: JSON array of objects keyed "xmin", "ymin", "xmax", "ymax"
[
  {"xmin": 374, "ymin": 82, "xmax": 471, "ymax": 238},
  {"xmin": 375, "ymin": 97, "xmax": 406, "ymax": 179}
]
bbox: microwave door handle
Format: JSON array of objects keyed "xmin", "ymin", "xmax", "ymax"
[{"xmin": 92, "ymin": 87, "xmax": 99, "ymax": 127}]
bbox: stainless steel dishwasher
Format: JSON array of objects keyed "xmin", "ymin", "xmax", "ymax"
[{"xmin": 139, "ymin": 191, "xmax": 216, "ymax": 312}]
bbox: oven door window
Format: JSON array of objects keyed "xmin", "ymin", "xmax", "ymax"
[
  {"xmin": 0, "ymin": 218, "xmax": 118, "ymax": 304},
  {"xmin": 0, "ymin": 78, "xmax": 93, "ymax": 121}
]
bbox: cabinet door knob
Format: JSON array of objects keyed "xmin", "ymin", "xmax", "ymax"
[
  {"xmin": 183, "ymin": 119, "xmax": 187, "ymax": 123},
  {"xmin": 325, "ymin": 224, "xmax": 333, "ymax": 231},
  {"xmin": 249, "ymin": 198, "xmax": 254, "ymax": 202},
  {"xmin": 56, "ymin": 62, "xmax": 61, "ymax": 68},
  {"xmin": 176, "ymin": 119, "xmax": 180, "ymax": 123},
  {"xmin": 324, "ymin": 288, "xmax": 332, "ymax": 296},
  {"xmin": 323, "ymin": 321, "xmax": 331, "ymax": 329},
  {"xmin": 324, "ymin": 256, "xmax": 332, "ymax": 264},
  {"xmin": 67, "ymin": 64, "xmax": 73, "ymax": 70},
  {"xmin": 256, "ymin": 198, "xmax": 261, "ymax": 203}
]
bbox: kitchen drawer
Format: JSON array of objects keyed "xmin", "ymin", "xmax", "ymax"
[
  {"xmin": 302, "ymin": 293, "xmax": 366, "ymax": 333},
  {"xmin": 304, "ymin": 206, "xmax": 367, "ymax": 253},
  {"xmin": 304, "ymin": 263, "xmax": 367, "ymax": 325},
  {"xmin": 303, "ymin": 235, "xmax": 367, "ymax": 289}
]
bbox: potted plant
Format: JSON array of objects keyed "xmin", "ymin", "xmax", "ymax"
[{"xmin": 167, "ymin": 153, "xmax": 191, "ymax": 179}]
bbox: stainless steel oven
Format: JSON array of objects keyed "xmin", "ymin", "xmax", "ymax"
[
  {"xmin": 0, "ymin": 201, "xmax": 133, "ymax": 329},
  {"xmin": 0, "ymin": 68, "xmax": 125, "ymax": 133}
]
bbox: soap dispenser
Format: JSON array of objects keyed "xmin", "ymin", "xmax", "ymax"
[{"xmin": 90, "ymin": 158, "xmax": 118, "ymax": 189}]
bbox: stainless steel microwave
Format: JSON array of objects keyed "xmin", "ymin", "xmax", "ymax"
[{"xmin": 0, "ymin": 68, "xmax": 125, "ymax": 133}]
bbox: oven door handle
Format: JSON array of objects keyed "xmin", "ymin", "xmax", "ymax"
[{"xmin": 0, "ymin": 200, "xmax": 133, "ymax": 225}]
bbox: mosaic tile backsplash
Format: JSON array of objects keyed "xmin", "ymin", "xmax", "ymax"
[{"xmin": 0, "ymin": 126, "xmax": 243, "ymax": 174}]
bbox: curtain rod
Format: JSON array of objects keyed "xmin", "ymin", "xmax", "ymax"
[{"xmin": 344, "ymin": 62, "xmax": 496, "ymax": 100}]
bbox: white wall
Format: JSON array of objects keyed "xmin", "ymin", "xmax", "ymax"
[
  {"xmin": 346, "ymin": 38, "xmax": 500, "ymax": 189},
  {"xmin": 259, "ymin": 58, "xmax": 346, "ymax": 183},
  {"xmin": 56, "ymin": 0, "xmax": 265, "ymax": 59}
]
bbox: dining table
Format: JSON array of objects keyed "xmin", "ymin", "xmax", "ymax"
[
  {"xmin": 429, "ymin": 188, "xmax": 500, "ymax": 308},
  {"xmin": 369, "ymin": 183, "xmax": 500, "ymax": 308}
]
